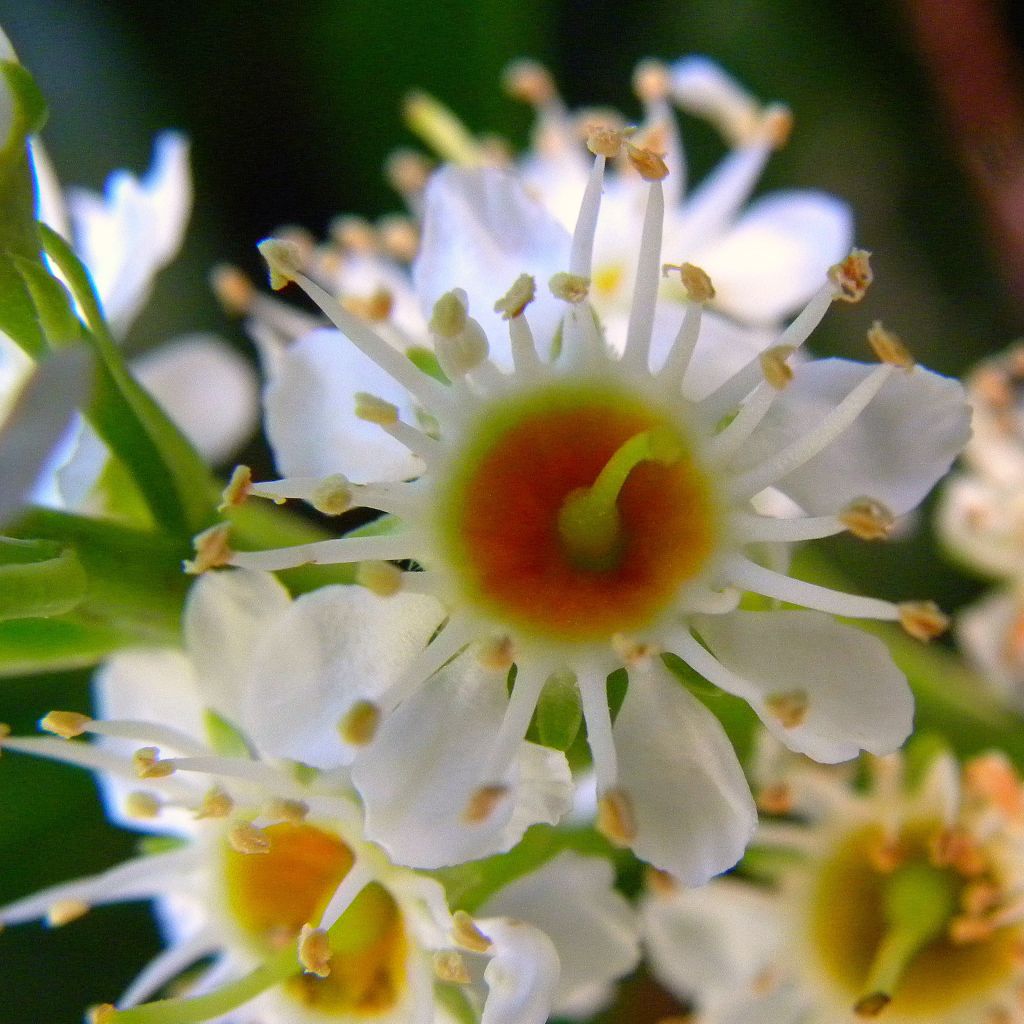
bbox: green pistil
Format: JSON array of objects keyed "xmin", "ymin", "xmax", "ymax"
[
  {"xmin": 557, "ymin": 428, "xmax": 681, "ymax": 571},
  {"xmin": 854, "ymin": 861, "xmax": 959, "ymax": 1017}
]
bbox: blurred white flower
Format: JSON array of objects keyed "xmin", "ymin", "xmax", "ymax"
[{"xmin": 211, "ymin": 132, "xmax": 966, "ymax": 883}]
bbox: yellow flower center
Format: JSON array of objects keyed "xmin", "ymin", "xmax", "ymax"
[
  {"xmin": 224, "ymin": 822, "xmax": 407, "ymax": 1016},
  {"xmin": 434, "ymin": 380, "xmax": 720, "ymax": 643}
]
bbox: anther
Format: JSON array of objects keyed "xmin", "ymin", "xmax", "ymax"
[
  {"xmin": 433, "ymin": 950, "xmax": 472, "ymax": 985},
  {"xmin": 257, "ymin": 238, "xmax": 303, "ymax": 291},
  {"xmin": 195, "ymin": 786, "xmax": 234, "ymax": 819},
  {"xmin": 133, "ymin": 747, "xmax": 175, "ymax": 779},
  {"xmin": 267, "ymin": 798, "xmax": 309, "ymax": 824},
  {"xmin": 868, "ymin": 321, "xmax": 915, "ymax": 370},
  {"xmin": 184, "ymin": 523, "xmax": 233, "ymax": 575},
  {"xmin": 760, "ymin": 345, "xmax": 796, "ymax": 390},
  {"xmin": 633, "ymin": 59, "xmax": 671, "ymax": 101},
  {"xmin": 962, "ymin": 881, "xmax": 1001, "ymax": 917},
  {"xmin": 299, "ymin": 924, "xmax": 333, "ymax": 977},
  {"xmin": 377, "ymin": 215, "xmax": 420, "ymax": 262},
  {"xmin": 354, "ymin": 392, "xmax": 399, "ymax": 426},
  {"xmin": 329, "ymin": 215, "xmax": 377, "ymax": 253},
  {"xmin": 47, "ymin": 899, "xmax": 89, "ymax": 927},
  {"xmin": 229, "ymin": 822, "xmax": 271, "ymax": 855},
  {"xmin": 854, "ymin": 993, "xmax": 892, "ymax": 1018},
  {"xmin": 356, "ymin": 560, "xmax": 403, "ymax": 597},
  {"xmin": 898, "ymin": 601, "xmax": 950, "ymax": 642},
  {"xmin": 586, "ymin": 126, "xmax": 624, "ymax": 159},
  {"xmin": 949, "ymin": 914, "xmax": 995, "ymax": 945},
  {"xmin": 338, "ymin": 700, "xmax": 382, "ymax": 746},
  {"xmin": 125, "ymin": 791, "xmax": 162, "ymax": 819},
  {"xmin": 765, "ymin": 689, "xmax": 809, "ymax": 729},
  {"xmin": 756, "ymin": 783, "xmax": 795, "ymax": 816},
  {"xmin": 384, "ymin": 149, "xmax": 433, "ymax": 197},
  {"xmin": 452, "ymin": 909, "xmax": 494, "ymax": 953},
  {"xmin": 503, "ymin": 59, "xmax": 557, "ymax": 106},
  {"xmin": 646, "ymin": 866, "xmax": 680, "ymax": 896},
  {"xmin": 597, "ymin": 788, "xmax": 637, "ymax": 846},
  {"xmin": 867, "ymin": 835, "xmax": 908, "ymax": 874},
  {"xmin": 663, "ymin": 262, "xmax": 716, "ymax": 303},
  {"xmin": 40, "ymin": 710, "xmax": 91, "ymax": 739},
  {"xmin": 342, "ymin": 289, "xmax": 395, "ymax": 324},
  {"xmin": 463, "ymin": 784, "xmax": 510, "ymax": 824},
  {"xmin": 476, "ymin": 635, "xmax": 515, "ymax": 672},
  {"xmin": 828, "ymin": 250, "xmax": 873, "ymax": 303},
  {"xmin": 219, "ymin": 465, "xmax": 253, "ymax": 512},
  {"xmin": 210, "ymin": 264, "xmax": 256, "ymax": 316},
  {"xmin": 611, "ymin": 633, "xmax": 659, "ymax": 667},
  {"xmin": 626, "ymin": 144, "xmax": 670, "ymax": 181},
  {"xmin": 494, "ymin": 274, "xmax": 537, "ymax": 320},
  {"xmin": 841, "ymin": 498, "xmax": 896, "ymax": 541},
  {"xmin": 311, "ymin": 474, "xmax": 352, "ymax": 516},
  {"xmin": 0, "ymin": 723, "xmax": 9, "ymax": 753},
  {"xmin": 87, "ymin": 1004, "xmax": 117, "ymax": 1024},
  {"xmin": 549, "ymin": 272, "xmax": 590, "ymax": 304},
  {"xmin": 760, "ymin": 104, "xmax": 793, "ymax": 148}
]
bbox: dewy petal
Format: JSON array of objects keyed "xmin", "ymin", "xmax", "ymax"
[
  {"xmin": 68, "ymin": 131, "xmax": 191, "ymax": 335},
  {"xmin": 263, "ymin": 326, "xmax": 423, "ymax": 483},
  {"xmin": 351, "ymin": 653, "xmax": 572, "ymax": 868},
  {"xmin": 692, "ymin": 191, "xmax": 853, "ymax": 325},
  {"xmin": 242, "ymin": 585, "xmax": 446, "ymax": 768},
  {"xmin": 693, "ymin": 611, "xmax": 913, "ymax": 762},
  {"xmin": 735, "ymin": 358, "xmax": 971, "ymax": 515},
  {"xmin": 481, "ymin": 850, "xmax": 640, "ymax": 1018},
  {"xmin": 183, "ymin": 569, "xmax": 293, "ymax": 725},
  {"xmin": 132, "ymin": 334, "xmax": 258, "ymax": 465},
  {"xmin": 413, "ymin": 166, "xmax": 571, "ymax": 369},
  {"xmin": 614, "ymin": 663, "xmax": 756, "ymax": 884},
  {"xmin": 476, "ymin": 917, "xmax": 562, "ymax": 1024}
]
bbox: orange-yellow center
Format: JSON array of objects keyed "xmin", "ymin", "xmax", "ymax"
[
  {"xmin": 437, "ymin": 383, "xmax": 719, "ymax": 642},
  {"xmin": 224, "ymin": 822, "xmax": 407, "ymax": 1016}
]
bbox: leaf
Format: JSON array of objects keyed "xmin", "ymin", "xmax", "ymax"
[{"xmin": 0, "ymin": 539, "xmax": 86, "ymax": 620}]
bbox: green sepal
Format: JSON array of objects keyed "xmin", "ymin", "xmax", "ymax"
[
  {"xmin": 203, "ymin": 708, "xmax": 255, "ymax": 759},
  {"xmin": 533, "ymin": 668, "xmax": 583, "ymax": 751},
  {"xmin": 13, "ymin": 254, "xmax": 83, "ymax": 345},
  {"xmin": 0, "ymin": 538, "xmax": 86, "ymax": 620},
  {"xmin": 406, "ymin": 345, "xmax": 450, "ymax": 384}
]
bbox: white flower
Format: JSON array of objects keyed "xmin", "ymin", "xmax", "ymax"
[
  {"xmin": 0, "ymin": 570, "xmax": 617, "ymax": 1024},
  {"xmin": 642, "ymin": 745, "xmax": 1024, "ymax": 1024},
  {"xmin": 210, "ymin": 130, "xmax": 967, "ymax": 885}
]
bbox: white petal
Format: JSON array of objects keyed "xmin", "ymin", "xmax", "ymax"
[
  {"xmin": 69, "ymin": 132, "xmax": 191, "ymax": 334},
  {"xmin": 614, "ymin": 664, "xmax": 756, "ymax": 883},
  {"xmin": 132, "ymin": 334, "xmax": 258, "ymax": 464},
  {"xmin": 936, "ymin": 474, "xmax": 1024, "ymax": 578},
  {"xmin": 736, "ymin": 358, "xmax": 971, "ymax": 515},
  {"xmin": 481, "ymin": 851, "xmax": 640, "ymax": 1017},
  {"xmin": 263, "ymin": 326, "xmax": 422, "ymax": 483},
  {"xmin": 242, "ymin": 585, "xmax": 446, "ymax": 768},
  {"xmin": 351, "ymin": 654, "xmax": 572, "ymax": 868},
  {"xmin": 957, "ymin": 589, "xmax": 1024, "ymax": 712},
  {"xmin": 183, "ymin": 569, "xmax": 292, "ymax": 725},
  {"xmin": 693, "ymin": 611, "xmax": 913, "ymax": 763},
  {"xmin": 693, "ymin": 191, "xmax": 853, "ymax": 324},
  {"xmin": 414, "ymin": 167, "xmax": 572, "ymax": 370},
  {"xmin": 477, "ymin": 917, "xmax": 561, "ymax": 1024}
]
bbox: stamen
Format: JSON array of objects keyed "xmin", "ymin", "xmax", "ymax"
[
  {"xmin": 597, "ymin": 788, "xmax": 637, "ymax": 846},
  {"xmin": 868, "ymin": 321, "xmax": 914, "ymax": 369},
  {"xmin": 656, "ymin": 303, "xmax": 704, "ymax": 391},
  {"xmin": 898, "ymin": 601, "xmax": 950, "ymax": 642},
  {"xmin": 430, "ymin": 292, "xmax": 490, "ymax": 378},
  {"xmin": 378, "ymin": 214, "xmax": 420, "ymax": 261},
  {"xmin": 579, "ymin": 671, "xmax": 619, "ymax": 794},
  {"xmin": 756, "ymin": 783, "xmax": 795, "ymax": 816},
  {"xmin": 338, "ymin": 700, "xmax": 381, "ymax": 746},
  {"xmin": 39, "ymin": 710, "xmax": 90, "ymax": 738},
  {"xmin": 622, "ymin": 176, "xmax": 665, "ymax": 372},
  {"xmin": 354, "ymin": 392, "xmax": 399, "ymax": 425},
  {"xmin": 571, "ymin": 148, "xmax": 611, "ymax": 277},
  {"xmin": 840, "ymin": 498, "xmax": 896, "ymax": 541},
  {"xmin": 476, "ymin": 635, "xmax": 515, "ymax": 672},
  {"xmin": 228, "ymin": 822, "xmax": 270, "ymax": 855},
  {"xmin": 549, "ymin": 272, "xmax": 590, "ymax": 304},
  {"xmin": 503, "ymin": 59, "xmax": 558, "ymax": 107},
  {"xmin": 828, "ymin": 250, "xmax": 873, "ymax": 303},
  {"xmin": 557, "ymin": 428, "xmax": 682, "ymax": 570},
  {"xmin": 494, "ymin": 274, "xmax": 536, "ymax": 321},
  {"xmin": 452, "ymin": 909, "xmax": 493, "ymax": 953},
  {"xmin": 118, "ymin": 929, "xmax": 219, "ymax": 1010},
  {"xmin": 124, "ymin": 792, "xmax": 162, "ymax": 819},
  {"xmin": 318, "ymin": 859, "xmax": 373, "ymax": 931},
  {"xmin": 403, "ymin": 91, "xmax": 483, "ymax": 165},
  {"xmin": 481, "ymin": 663, "xmax": 548, "ymax": 785},
  {"xmin": 298, "ymin": 924, "xmax": 332, "ymax": 977},
  {"xmin": 463, "ymin": 784, "xmax": 510, "ymax": 824},
  {"xmin": 733, "ymin": 511, "xmax": 848, "ymax": 543},
  {"xmin": 227, "ymin": 532, "xmax": 417, "ymax": 573},
  {"xmin": 219, "ymin": 465, "xmax": 252, "ymax": 511},
  {"xmin": 133, "ymin": 748, "xmax": 176, "ymax": 779},
  {"xmin": 54, "ymin": 717, "xmax": 210, "ymax": 758},
  {"xmin": 434, "ymin": 950, "xmax": 472, "ymax": 984},
  {"xmin": 341, "ymin": 288, "xmax": 394, "ymax": 324},
  {"xmin": 184, "ymin": 524, "xmax": 233, "ymax": 575},
  {"xmin": 384, "ymin": 148, "xmax": 432, "ymax": 201},
  {"xmin": 663, "ymin": 261, "xmax": 716, "ymax": 303},
  {"xmin": 759, "ymin": 345, "xmax": 796, "ymax": 390},
  {"xmin": 210, "ymin": 264, "xmax": 257, "ymax": 316},
  {"xmin": 47, "ymin": 899, "xmax": 89, "ymax": 927},
  {"xmin": 765, "ymin": 689, "xmax": 809, "ymax": 729},
  {"xmin": 356, "ymin": 560, "xmax": 404, "ymax": 597},
  {"xmin": 265, "ymin": 798, "xmax": 308, "ymax": 824},
  {"xmin": 88, "ymin": 1005, "xmax": 116, "ymax": 1024},
  {"xmin": 379, "ymin": 616, "xmax": 477, "ymax": 714},
  {"xmin": 195, "ymin": 787, "xmax": 234, "ymax": 819}
]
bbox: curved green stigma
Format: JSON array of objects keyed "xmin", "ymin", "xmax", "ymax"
[
  {"xmin": 854, "ymin": 861, "xmax": 959, "ymax": 1017},
  {"xmin": 557, "ymin": 427, "xmax": 682, "ymax": 571}
]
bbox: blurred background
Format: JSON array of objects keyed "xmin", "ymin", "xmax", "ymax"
[{"xmin": 1, "ymin": 0, "xmax": 1024, "ymax": 1020}]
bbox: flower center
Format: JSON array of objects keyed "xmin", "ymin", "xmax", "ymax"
[
  {"xmin": 224, "ymin": 822, "xmax": 407, "ymax": 1015},
  {"xmin": 435, "ymin": 380, "xmax": 719, "ymax": 642},
  {"xmin": 809, "ymin": 824, "xmax": 1022, "ymax": 1018}
]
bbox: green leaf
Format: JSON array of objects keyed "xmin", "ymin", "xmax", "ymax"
[
  {"xmin": 13, "ymin": 254, "xmax": 83, "ymax": 344},
  {"xmin": 0, "ymin": 541, "xmax": 86, "ymax": 620},
  {"xmin": 0, "ymin": 616, "xmax": 138, "ymax": 675},
  {"xmin": 534, "ymin": 668, "xmax": 583, "ymax": 750}
]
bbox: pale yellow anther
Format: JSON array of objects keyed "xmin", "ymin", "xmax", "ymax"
[
  {"xmin": 354, "ymin": 392, "xmax": 400, "ymax": 426},
  {"xmin": 133, "ymin": 747, "xmax": 175, "ymax": 780},
  {"xmin": 662, "ymin": 262, "xmax": 716, "ymax": 303},
  {"xmin": 828, "ymin": 249, "xmax": 873, "ymax": 303},
  {"xmin": 430, "ymin": 291, "xmax": 469, "ymax": 338},
  {"xmin": 195, "ymin": 786, "xmax": 234, "ymax": 820},
  {"xmin": 257, "ymin": 238, "xmax": 303, "ymax": 291},
  {"xmin": 597, "ymin": 788, "xmax": 637, "ymax": 846},
  {"xmin": 342, "ymin": 288, "xmax": 395, "ymax": 323},
  {"xmin": 929, "ymin": 827, "xmax": 987, "ymax": 876},
  {"xmin": 503, "ymin": 59, "xmax": 556, "ymax": 106},
  {"xmin": 356, "ymin": 560, "xmax": 403, "ymax": 597},
  {"xmin": 463, "ymin": 784, "xmax": 510, "ymax": 824},
  {"xmin": 47, "ymin": 899, "xmax": 89, "ymax": 927},
  {"xmin": 645, "ymin": 866, "xmax": 680, "ymax": 896},
  {"xmin": 384, "ymin": 149, "xmax": 433, "ymax": 196},
  {"xmin": 611, "ymin": 633, "xmax": 659, "ymax": 667},
  {"xmin": 760, "ymin": 345, "xmax": 796, "ymax": 390},
  {"xmin": 378, "ymin": 215, "xmax": 420, "ymax": 262},
  {"xmin": 756, "ymin": 782, "xmax": 795, "ymax": 816},
  {"xmin": 433, "ymin": 950, "xmax": 472, "ymax": 985},
  {"xmin": 898, "ymin": 601, "xmax": 950, "ymax": 642},
  {"xmin": 494, "ymin": 274, "xmax": 537, "ymax": 320},
  {"xmin": 626, "ymin": 143, "xmax": 669, "ymax": 181},
  {"xmin": 338, "ymin": 700, "xmax": 382, "ymax": 747},
  {"xmin": 867, "ymin": 321, "xmax": 915, "ymax": 369},
  {"xmin": 452, "ymin": 909, "xmax": 493, "ymax": 953},
  {"xmin": 125, "ymin": 791, "xmax": 162, "ymax": 819},
  {"xmin": 210, "ymin": 264, "xmax": 256, "ymax": 316},
  {"xmin": 575, "ymin": 108, "xmax": 628, "ymax": 143},
  {"xmin": 40, "ymin": 710, "xmax": 91, "ymax": 739},
  {"xmin": 329, "ymin": 215, "xmax": 377, "ymax": 254},
  {"xmin": 184, "ymin": 523, "xmax": 233, "ymax": 575},
  {"xmin": 476, "ymin": 635, "xmax": 515, "ymax": 672},
  {"xmin": 549, "ymin": 271, "xmax": 590, "ymax": 304},
  {"xmin": 267, "ymin": 798, "xmax": 309, "ymax": 824},
  {"xmin": 219, "ymin": 465, "xmax": 253, "ymax": 512},
  {"xmin": 586, "ymin": 126, "xmax": 624, "ymax": 159},
  {"xmin": 961, "ymin": 880, "xmax": 1002, "ymax": 917},
  {"xmin": 299, "ymin": 924, "xmax": 333, "ymax": 977},
  {"xmin": 229, "ymin": 821, "xmax": 271, "ymax": 855},
  {"xmin": 765, "ymin": 689, "xmax": 809, "ymax": 729},
  {"xmin": 633, "ymin": 59, "xmax": 671, "ymax": 101},
  {"xmin": 840, "ymin": 497, "xmax": 896, "ymax": 541},
  {"xmin": 760, "ymin": 103, "xmax": 793, "ymax": 148},
  {"xmin": 87, "ymin": 1004, "xmax": 117, "ymax": 1024},
  {"xmin": 311, "ymin": 474, "xmax": 352, "ymax": 516}
]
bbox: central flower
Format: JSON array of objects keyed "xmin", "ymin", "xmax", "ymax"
[{"xmin": 434, "ymin": 379, "xmax": 718, "ymax": 642}]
